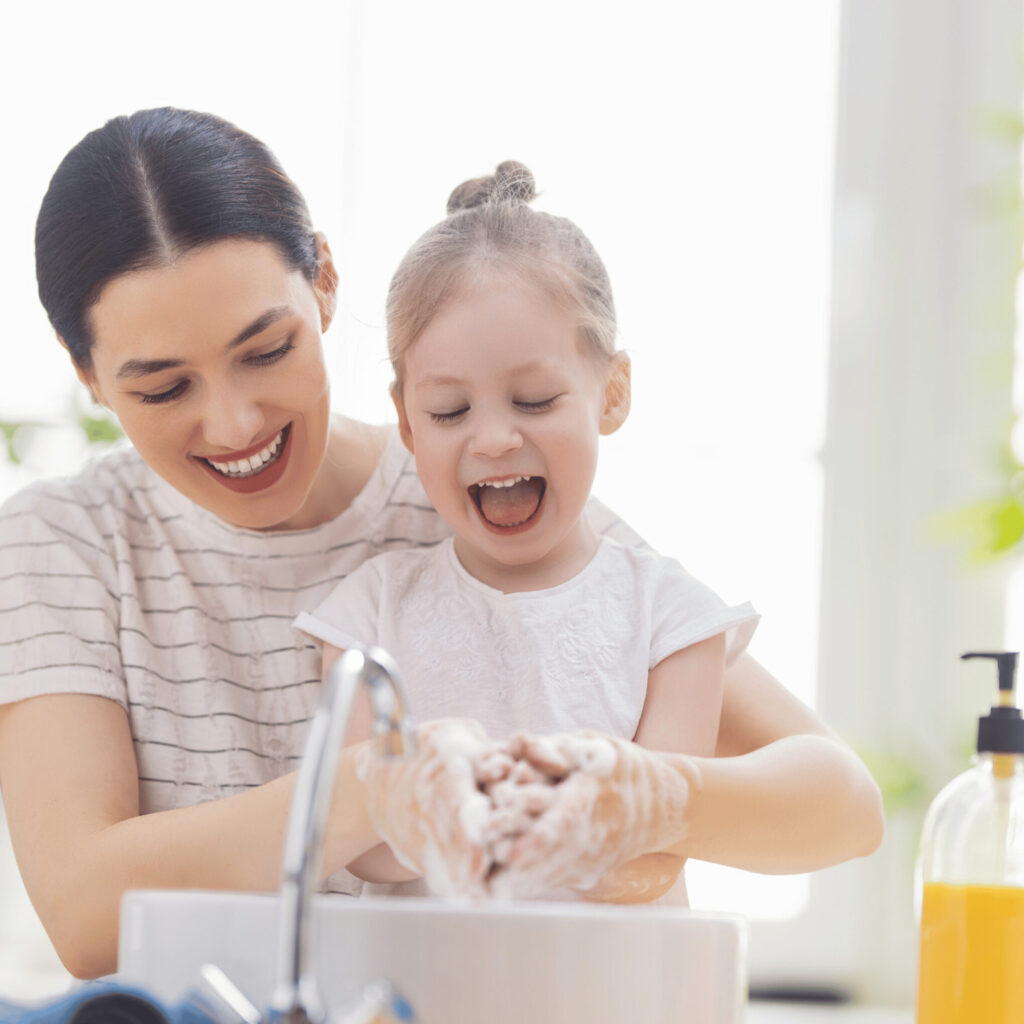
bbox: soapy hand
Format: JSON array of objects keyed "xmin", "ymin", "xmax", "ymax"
[
  {"xmin": 355, "ymin": 718, "xmax": 496, "ymax": 898},
  {"xmin": 358, "ymin": 721, "xmax": 694, "ymax": 901},
  {"xmin": 484, "ymin": 731, "xmax": 694, "ymax": 899}
]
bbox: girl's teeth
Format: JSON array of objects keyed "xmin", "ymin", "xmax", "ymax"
[{"xmin": 481, "ymin": 475, "xmax": 532, "ymax": 489}]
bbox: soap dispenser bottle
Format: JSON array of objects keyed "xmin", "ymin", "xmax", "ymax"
[{"xmin": 915, "ymin": 651, "xmax": 1024, "ymax": 1023}]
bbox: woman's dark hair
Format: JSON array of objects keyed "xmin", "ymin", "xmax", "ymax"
[{"xmin": 35, "ymin": 107, "xmax": 319, "ymax": 370}]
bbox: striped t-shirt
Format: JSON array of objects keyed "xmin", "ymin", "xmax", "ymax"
[{"xmin": 0, "ymin": 425, "xmax": 635, "ymax": 893}]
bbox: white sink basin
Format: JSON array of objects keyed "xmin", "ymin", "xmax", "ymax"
[{"xmin": 119, "ymin": 890, "xmax": 747, "ymax": 1023}]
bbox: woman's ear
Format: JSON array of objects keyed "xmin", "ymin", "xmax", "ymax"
[
  {"xmin": 58, "ymin": 335, "xmax": 107, "ymax": 407},
  {"xmin": 599, "ymin": 351, "xmax": 631, "ymax": 435},
  {"xmin": 391, "ymin": 384, "xmax": 415, "ymax": 454},
  {"xmin": 313, "ymin": 231, "xmax": 339, "ymax": 333}
]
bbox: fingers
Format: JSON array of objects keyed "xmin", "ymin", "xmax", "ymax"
[{"xmin": 360, "ymin": 720, "xmax": 688, "ymax": 902}]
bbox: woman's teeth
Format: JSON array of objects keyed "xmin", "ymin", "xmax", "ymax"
[{"xmin": 206, "ymin": 429, "xmax": 285, "ymax": 478}]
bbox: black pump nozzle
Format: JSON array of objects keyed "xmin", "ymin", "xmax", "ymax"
[
  {"xmin": 962, "ymin": 651, "xmax": 1019, "ymax": 693},
  {"xmin": 961, "ymin": 651, "xmax": 1024, "ymax": 755}
]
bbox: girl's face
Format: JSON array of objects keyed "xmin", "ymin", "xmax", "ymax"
[
  {"xmin": 394, "ymin": 273, "xmax": 630, "ymax": 590},
  {"xmin": 81, "ymin": 239, "xmax": 337, "ymax": 531}
]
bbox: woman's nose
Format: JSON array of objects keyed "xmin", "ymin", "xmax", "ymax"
[{"xmin": 200, "ymin": 387, "xmax": 265, "ymax": 453}]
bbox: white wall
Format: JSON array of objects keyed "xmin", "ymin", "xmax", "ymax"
[{"xmin": 2, "ymin": 0, "xmax": 1019, "ymax": 1008}]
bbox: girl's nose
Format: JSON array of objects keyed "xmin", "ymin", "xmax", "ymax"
[
  {"xmin": 200, "ymin": 387, "xmax": 265, "ymax": 453},
  {"xmin": 470, "ymin": 414, "xmax": 523, "ymax": 458}
]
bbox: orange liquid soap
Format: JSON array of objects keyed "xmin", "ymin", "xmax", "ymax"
[{"xmin": 916, "ymin": 881, "xmax": 1024, "ymax": 1023}]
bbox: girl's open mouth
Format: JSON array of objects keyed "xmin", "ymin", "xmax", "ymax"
[
  {"xmin": 196, "ymin": 424, "xmax": 293, "ymax": 494},
  {"xmin": 469, "ymin": 475, "xmax": 546, "ymax": 533}
]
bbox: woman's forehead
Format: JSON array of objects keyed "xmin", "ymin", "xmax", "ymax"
[{"xmin": 88, "ymin": 239, "xmax": 313, "ymax": 367}]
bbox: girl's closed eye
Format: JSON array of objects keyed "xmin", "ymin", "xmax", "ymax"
[
  {"xmin": 515, "ymin": 395, "xmax": 561, "ymax": 413},
  {"xmin": 429, "ymin": 407, "xmax": 469, "ymax": 424}
]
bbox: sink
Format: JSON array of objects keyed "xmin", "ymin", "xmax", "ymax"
[{"xmin": 119, "ymin": 889, "xmax": 747, "ymax": 1023}]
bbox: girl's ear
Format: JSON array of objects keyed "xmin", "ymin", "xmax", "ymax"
[
  {"xmin": 312, "ymin": 232, "xmax": 339, "ymax": 333},
  {"xmin": 391, "ymin": 384, "xmax": 415, "ymax": 454},
  {"xmin": 599, "ymin": 352, "xmax": 631, "ymax": 435}
]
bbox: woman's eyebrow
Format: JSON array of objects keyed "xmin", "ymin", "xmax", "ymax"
[{"xmin": 115, "ymin": 306, "xmax": 295, "ymax": 380}]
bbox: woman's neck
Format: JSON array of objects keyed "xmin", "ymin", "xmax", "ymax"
[{"xmin": 268, "ymin": 416, "xmax": 389, "ymax": 531}]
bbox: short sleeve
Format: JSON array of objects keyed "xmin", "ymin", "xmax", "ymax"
[
  {"xmin": 293, "ymin": 558, "xmax": 384, "ymax": 652},
  {"xmin": 647, "ymin": 557, "xmax": 760, "ymax": 670},
  {"xmin": 0, "ymin": 487, "xmax": 127, "ymax": 708}
]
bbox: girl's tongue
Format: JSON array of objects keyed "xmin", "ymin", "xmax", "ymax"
[{"xmin": 477, "ymin": 477, "xmax": 545, "ymax": 527}]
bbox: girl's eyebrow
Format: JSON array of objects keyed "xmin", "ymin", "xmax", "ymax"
[
  {"xmin": 115, "ymin": 305, "xmax": 294, "ymax": 380},
  {"xmin": 414, "ymin": 360, "xmax": 561, "ymax": 391},
  {"xmin": 415, "ymin": 375, "xmax": 464, "ymax": 390}
]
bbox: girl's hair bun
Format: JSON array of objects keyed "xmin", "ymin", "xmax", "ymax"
[{"xmin": 446, "ymin": 160, "xmax": 536, "ymax": 214}]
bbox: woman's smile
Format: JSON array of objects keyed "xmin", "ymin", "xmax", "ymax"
[{"xmin": 196, "ymin": 423, "xmax": 294, "ymax": 493}]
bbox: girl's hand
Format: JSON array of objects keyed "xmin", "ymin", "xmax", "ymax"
[
  {"xmin": 573, "ymin": 852, "xmax": 686, "ymax": 903},
  {"xmin": 485, "ymin": 730, "xmax": 695, "ymax": 898},
  {"xmin": 354, "ymin": 718, "xmax": 496, "ymax": 898}
]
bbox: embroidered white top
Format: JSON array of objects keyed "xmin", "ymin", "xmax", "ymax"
[{"xmin": 295, "ymin": 536, "xmax": 759, "ymax": 742}]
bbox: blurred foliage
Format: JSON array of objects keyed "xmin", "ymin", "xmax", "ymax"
[
  {"xmin": 935, "ymin": 435, "xmax": 1024, "ymax": 564},
  {"xmin": 77, "ymin": 412, "xmax": 124, "ymax": 446},
  {"xmin": 854, "ymin": 744, "xmax": 928, "ymax": 815},
  {"xmin": 0, "ymin": 411, "xmax": 123, "ymax": 465},
  {"xmin": 943, "ymin": 105, "xmax": 1024, "ymax": 566}
]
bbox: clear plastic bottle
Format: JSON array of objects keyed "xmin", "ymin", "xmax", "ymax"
[{"xmin": 915, "ymin": 651, "xmax": 1024, "ymax": 1023}]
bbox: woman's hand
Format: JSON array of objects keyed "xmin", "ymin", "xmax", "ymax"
[
  {"xmin": 355, "ymin": 718, "xmax": 497, "ymax": 898},
  {"xmin": 485, "ymin": 731, "xmax": 696, "ymax": 899}
]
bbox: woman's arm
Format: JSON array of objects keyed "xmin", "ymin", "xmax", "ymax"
[
  {"xmin": 0, "ymin": 693, "xmax": 381, "ymax": 978},
  {"xmin": 0, "ymin": 693, "xmax": 492, "ymax": 979}
]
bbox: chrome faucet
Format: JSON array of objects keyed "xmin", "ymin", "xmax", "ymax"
[{"xmin": 266, "ymin": 645, "xmax": 417, "ymax": 1024}]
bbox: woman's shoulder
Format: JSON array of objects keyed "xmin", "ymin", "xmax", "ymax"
[{"xmin": 0, "ymin": 445, "xmax": 162, "ymax": 545}]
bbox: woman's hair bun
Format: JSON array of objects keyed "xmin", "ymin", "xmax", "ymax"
[{"xmin": 446, "ymin": 160, "xmax": 536, "ymax": 214}]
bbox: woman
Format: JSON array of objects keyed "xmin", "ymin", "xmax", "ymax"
[{"xmin": 0, "ymin": 108, "xmax": 883, "ymax": 979}]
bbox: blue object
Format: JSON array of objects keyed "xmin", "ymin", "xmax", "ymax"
[{"xmin": 0, "ymin": 981, "xmax": 221, "ymax": 1024}]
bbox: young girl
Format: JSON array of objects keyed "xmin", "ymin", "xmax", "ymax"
[{"xmin": 295, "ymin": 161, "xmax": 761, "ymax": 902}]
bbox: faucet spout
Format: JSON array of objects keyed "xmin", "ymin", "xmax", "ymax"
[{"xmin": 268, "ymin": 646, "xmax": 417, "ymax": 1024}]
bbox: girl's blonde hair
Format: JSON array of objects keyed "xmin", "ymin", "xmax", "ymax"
[{"xmin": 386, "ymin": 161, "xmax": 617, "ymax": 390}]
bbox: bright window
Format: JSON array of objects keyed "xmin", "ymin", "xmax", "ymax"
[{"xmin": 1, "ymin": 0, "xmax": 841, "ymax": 998}]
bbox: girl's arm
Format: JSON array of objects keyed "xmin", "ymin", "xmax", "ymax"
[
  {"xmin": 674, "ymin": 652, "xmax": 885, "ymax": 872},
  {"xmin": 504, "ymin": 654, "xmax": 883, "ymax": 895},
  {"xmin": 577, "ymin": 634, "xmax": 725, "ymax": 903}
]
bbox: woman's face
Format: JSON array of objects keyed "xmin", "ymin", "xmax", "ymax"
[{"xmin": 81, "ymin": 239, "xmax": 336, "ymax": 531}]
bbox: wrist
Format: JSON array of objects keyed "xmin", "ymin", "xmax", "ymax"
[
  {"xmin": 323, "ymin": 742, "xmax": 379, "ymax": 875},
  {"xmin": 647, "ymin": 751, "xmax": 703, "ymax": 855}
]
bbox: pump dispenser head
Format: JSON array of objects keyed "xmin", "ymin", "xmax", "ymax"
[{"xmin": 961, "ymin": 651, "xmax": 1024, "ymax": 755}]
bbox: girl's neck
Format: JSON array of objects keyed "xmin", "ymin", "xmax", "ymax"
[{"xmin": 452, "ymin": 515, "xmax": 601, "ymax": 594}]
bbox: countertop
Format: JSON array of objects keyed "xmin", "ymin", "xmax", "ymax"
[{"xmin": 748, "ymin": 1004, "xmax": 911, "ymax": 1023}]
